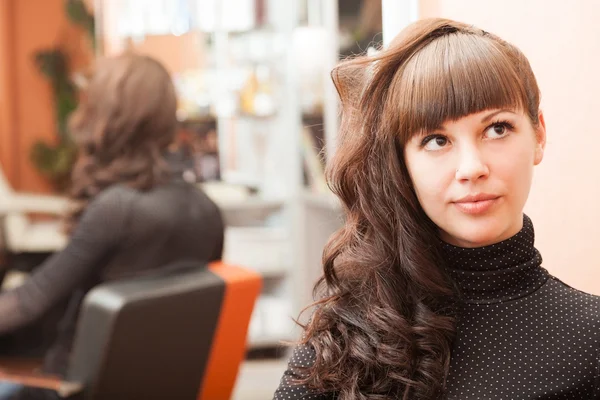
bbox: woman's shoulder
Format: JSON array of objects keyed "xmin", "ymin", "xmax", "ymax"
[
  {"xmin": 543, "ymin": 275, "xmax": 600, "ymax": 322},
  {"xmin": 92, "ymin": 181, "xmax": 199, "ymax": 206},
  {"xmin": 81, "ymin": 185, "xmax": 139, "ymax": 218},
  {"xmin": 275, "ymin": 344, "xmax": 334, "ymax": 400},
  {"xmin": 84, "ymin": 182, "xmax": 221, "ymax": 230},
  {"xmin": 546, "ymin": 275, "xmax": 600, "ymax": 301},
  {"xmin": 92, "ymin": 184, "xmax": 139, "ymax": 204}
]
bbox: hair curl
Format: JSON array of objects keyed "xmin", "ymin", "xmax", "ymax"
[
  {"xmin": 65, "ymin": 53, "xmax": 178, "ymax": 232},
  {"xmin": 297, "ymin": 18, "xmax": 541, "ymax": 399}
]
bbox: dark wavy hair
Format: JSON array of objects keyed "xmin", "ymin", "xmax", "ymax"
[
  {"xmin": 297, "ymin": 19, "xmax": 541, "ymax": 399},
  {"xmin": 65, "ymin": 53, "xmax": 177, "ymax": 231}
]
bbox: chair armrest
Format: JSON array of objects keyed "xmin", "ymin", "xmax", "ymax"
[
  {"xmin": 0, "ymin": 358, "xmax": 83, "ymax": 397},
  {"xmin": 7, "ymin": 193, "xmax": 69, "ymax": 215}
]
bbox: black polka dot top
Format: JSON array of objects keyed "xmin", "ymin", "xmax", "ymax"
[{"xmin": 274, "ymin": 215, "xmax": 600, "ymax": 399}]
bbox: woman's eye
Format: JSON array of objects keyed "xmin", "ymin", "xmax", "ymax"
[
  {"xmin": 422, "ymin": 135, "xmax": 449, "ymax": 151},
  {"xmin": 485, "ymin": 122, "xmax": 512, "ymax": 139}
]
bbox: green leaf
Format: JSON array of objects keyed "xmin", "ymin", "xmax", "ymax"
[{"xmin": 29, "ymin": 0, "xmax": 94, "ymax": 192}]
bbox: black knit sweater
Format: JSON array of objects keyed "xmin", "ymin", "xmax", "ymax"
[{"xmin": 274, "ymin": 215, "xmax": 600, "ymax": 399}]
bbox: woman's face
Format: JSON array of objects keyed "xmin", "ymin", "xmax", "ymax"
[{"xmin": 404, "ymin": 108, "xmax": 546, "ymax": 248}]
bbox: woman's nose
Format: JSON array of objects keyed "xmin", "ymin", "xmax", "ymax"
[{"xmin": 455, "ymin": 146, "xmax": 489, "ymax": 182}]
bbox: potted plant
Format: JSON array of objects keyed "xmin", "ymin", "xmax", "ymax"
[{"xmin": 30, "ymin": 0, "xmax": 94, "ymax": 193}]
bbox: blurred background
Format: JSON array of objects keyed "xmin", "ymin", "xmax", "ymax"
[{"xmin": 0, "ymin": 0, "xmax": 599, "ymax": 398}]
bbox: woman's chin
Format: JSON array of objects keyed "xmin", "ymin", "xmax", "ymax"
[{"xmin": 439, "ymin": 217, "xmax": 517, "ymax": 248}]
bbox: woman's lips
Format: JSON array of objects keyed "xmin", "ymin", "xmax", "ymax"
[{"xmin": 453, "ymin": 195, "xmax": 501, "ymax": 215}]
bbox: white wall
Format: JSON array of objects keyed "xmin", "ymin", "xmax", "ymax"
[{"xmin": 419, "ymin": 0, "xmax": 600, "ymax": 294}]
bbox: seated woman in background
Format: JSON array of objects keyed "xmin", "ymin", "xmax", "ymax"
[{"xmin": 0, "ymin": 53, "xmax": 224, "ymax": 399}]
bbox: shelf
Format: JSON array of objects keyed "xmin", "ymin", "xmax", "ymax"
[
  {"xmin": 217, "ymin": 197, "xmax": 284, "ymax": 212},
  {"xmin": 217, "ymin": 198, "xmax": 285, "ymax": 225},
  {"xmin": 212, "ymin": 191, "xmax": 342, "ymax": 225},
  {"xmin": 246, "ymin": 265, "xmax": 288, "ymax": 279},
  {"xmin": 248, "ymin": 333, "xmax": 293, "ymax": 349},
  {"xmin": 200, "ymin": 182, "xmax": 285, "ymax": 223},
  {"xmin": 209, "ymin": 190, "xmax": 341, "ymax": 214}
]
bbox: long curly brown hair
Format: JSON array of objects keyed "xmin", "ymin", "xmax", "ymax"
[
  {"xmin": 297, "ymin": 19, "xmax": 541, "ymax": 399},
  {"xmin": 65, "ymin": 53, "xmax": 178, "ymax": 231}
]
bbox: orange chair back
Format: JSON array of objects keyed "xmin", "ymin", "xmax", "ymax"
[{"xmin": 197, "ymin": 261, "xmax": 262, "ymax": 400}]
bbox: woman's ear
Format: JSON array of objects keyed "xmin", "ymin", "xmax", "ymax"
[{"xmin": 534, "ymin": 110, "xmax": 546, "ymax": 165}]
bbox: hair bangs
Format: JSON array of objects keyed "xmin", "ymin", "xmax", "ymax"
[{"xmin": 393, "ymin": 33, "xmax": 529, "ymax": 143}]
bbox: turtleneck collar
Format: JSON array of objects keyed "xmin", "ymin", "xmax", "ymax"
[{"xmin": 441, "ymin": 214, "xmax": 548, "ymax": 304}]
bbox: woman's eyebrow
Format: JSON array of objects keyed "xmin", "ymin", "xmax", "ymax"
[
  {"xmin": 481, "ymin": 109, "xmax": 516, "ymax": 123},
  {"xmin": 414, "ymin": 124, "xmax": 447, "ymax": 138}
]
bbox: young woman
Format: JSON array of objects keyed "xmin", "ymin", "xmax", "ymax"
[
  {"xmin": 0, "ymin": 54, "xmax": 224, "ymax": 399},
  {"xmin": 275, "ymin": 18, "xmax": 600, "ymax": 400}
]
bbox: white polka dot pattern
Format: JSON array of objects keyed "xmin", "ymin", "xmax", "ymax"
[
  {"xmin": 273, "ymin": 215, "xmax": 600, "ymax": 399},
  {"xmin": 442, "ymin": 215, "xmax": 548, "ymax": 304},
  {"xmin": 273, "ymin": 344, "xmax": 329, "ymax": 399},
  {"xmin": 445, "ymin": 278, "xmax": 600, "ymax": 399}
]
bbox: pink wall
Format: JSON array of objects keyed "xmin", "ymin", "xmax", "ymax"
[{"xmin": 419, "ymin": 0, "xmax": 600, "ymax": 294}]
